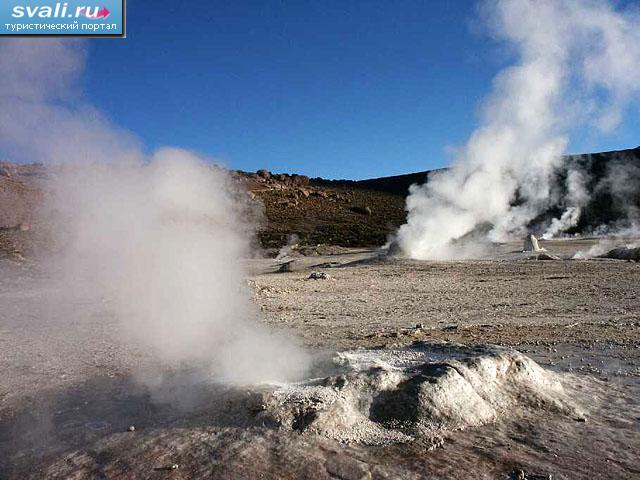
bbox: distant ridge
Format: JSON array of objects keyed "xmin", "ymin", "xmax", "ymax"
[
  {"xmin": 1, "ymin": 145, "xmax": 639, "ymax": 255},
  {"xmin": 310, "ymin": 145, "xmax": 640, "ymax": 196}
]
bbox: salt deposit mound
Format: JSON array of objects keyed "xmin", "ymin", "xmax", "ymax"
[
  {"xmin": 258, "ymin": 343, "xmax": 580, "ymax": 445},
  {"xmin": 523, "ymin": 234, "xmax": 543, "ymax": 252}
]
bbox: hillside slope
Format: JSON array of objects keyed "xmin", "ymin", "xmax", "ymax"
[
  {"xmin": 241, "ymin": 146, "xmax": 640, "ymax": 249},
  {"xmin": 1, "ymin": 146, "xmax": 639, "ymax": 259}
]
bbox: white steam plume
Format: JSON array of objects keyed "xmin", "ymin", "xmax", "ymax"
[
  {"xmin": 541, "ymin": 168, "xmax": 589, "ymax": 239},
  {"xmin": 396, "ymin": 0, "xmax": 640, "ymax": 259},
  {"xmin": 0, "ymin": 39, "xmax": 309, "ymax": 385},
  {"xmin": 599, "ymin": 156, "xmax": 640, "ymax": 235}
]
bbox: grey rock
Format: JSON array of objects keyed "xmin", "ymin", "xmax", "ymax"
[
  {"xmin": 308, "ymin": 271, "xmax": 331, "ymax": 280},
  {"xmin": 599, "ymin": 246, "xmax": 640, "ymax": 261},
  {"xmin": 278, "ymin": 260, "xmax": 301, "ymax": 273},
  {"xmin": 256, "ymin": 169, "xmax": 271, "ymax": 179},
  {"xmin": 535, "ymin": 252, "xmax": 561, "ymax": 261},
  {"xmin": 350, "ymin": 206, "xmax": 372, "ymax": 216}
]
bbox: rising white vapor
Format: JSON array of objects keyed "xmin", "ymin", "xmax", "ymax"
[
  {"xmin": 395, "ymin": 0, "xmax": 640, "ymax": 259},
  {"xmin": 0, "ymin": 39, "xmax": 309, "ymax": 385}
]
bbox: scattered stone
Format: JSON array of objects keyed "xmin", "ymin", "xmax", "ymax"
[
  {"xmin": 290, "ymin": 174, "xmax": 310, "ymax": 186},
  {"xmin": 314, "ymin": 261, "xmax": 342, "ymax": 268},
  {"xmin": 349, "ymin": 206, "xmax": 372, "ymax": 216},
  {"xmin": 153, "ymin": 464, "xmax": 180, "ymax": 472},
  {"xmin": 308, "ymin": 271, "xmax": 331, "ymax": 280},
  {"xmin": 509, "ymin": 469, "xmax": 552, "ymax": 480},
  {"xmin": 256, "ymin": 169, "xmax": 271, "ymax": 179},
  {"xmin": 128, "ymin": 425, "xmax": 135, "ymax": 432},
  {"xmin": 534, "ymin": 252, "xmax": 561, "ymax": 261}
]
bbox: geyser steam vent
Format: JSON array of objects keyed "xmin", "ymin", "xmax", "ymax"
[{"xmin": 257, "ymin": 343, "xmax": 581, "ymax": 445}]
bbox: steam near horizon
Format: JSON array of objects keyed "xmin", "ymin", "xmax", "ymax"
[
  {"xmin": 0, "ymin": 39, "xmax": 309, "ymax": 385},
  {"xmin": 395, "ymin": 0, "xmax": 640, "ymax": 260}
]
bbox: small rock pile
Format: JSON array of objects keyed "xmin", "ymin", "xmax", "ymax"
[{"xmin": 308, "ymin": 271, "xmax": 331, "ymax": 280}]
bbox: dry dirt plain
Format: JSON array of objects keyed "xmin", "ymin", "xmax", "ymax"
[{"xmin": 0, "ymin": 238, "xmax": 639, "ymax": 479}]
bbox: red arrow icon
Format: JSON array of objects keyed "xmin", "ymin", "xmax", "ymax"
[{"xmin": 95, "ymin": 7, "xmax": 110, "ymax": 19}]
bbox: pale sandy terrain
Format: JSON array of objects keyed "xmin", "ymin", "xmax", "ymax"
[
  {"xmin": 0, "ymin": 237, "xmax": 639, "ymax": 479},
  {"xmin": 252, "ymin": 239, "xmax": 640, "ymax": 351}
]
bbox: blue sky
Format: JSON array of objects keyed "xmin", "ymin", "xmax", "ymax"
[{"xmin": 85, "ymin": 0, "xmax": 639, "ymax": 180}]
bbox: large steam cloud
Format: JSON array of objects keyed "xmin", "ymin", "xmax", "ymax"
[
  {"xmin": 395, "ymin": 0, "xmax": 640, "ymax": 260},
  {"xmin": 0, "ymin": 39, "xmax": 309, "ymax": 385}
]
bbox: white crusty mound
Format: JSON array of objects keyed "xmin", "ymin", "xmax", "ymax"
[
  {"xmin": 258, "ymin": 343, "xmax": 580, "ymax": 445},
  {"xmin": 523, "ymin": 234, "xmax": 544, "ymax": 252}
]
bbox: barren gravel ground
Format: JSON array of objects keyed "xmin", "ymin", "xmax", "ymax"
[
  {"xmin": 253, "ymin": 241, "xmax": 640, "ymax": 351},
  {"xmin": 1, "ymin": 238, "xmax": 639, "ymax": 479}
]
